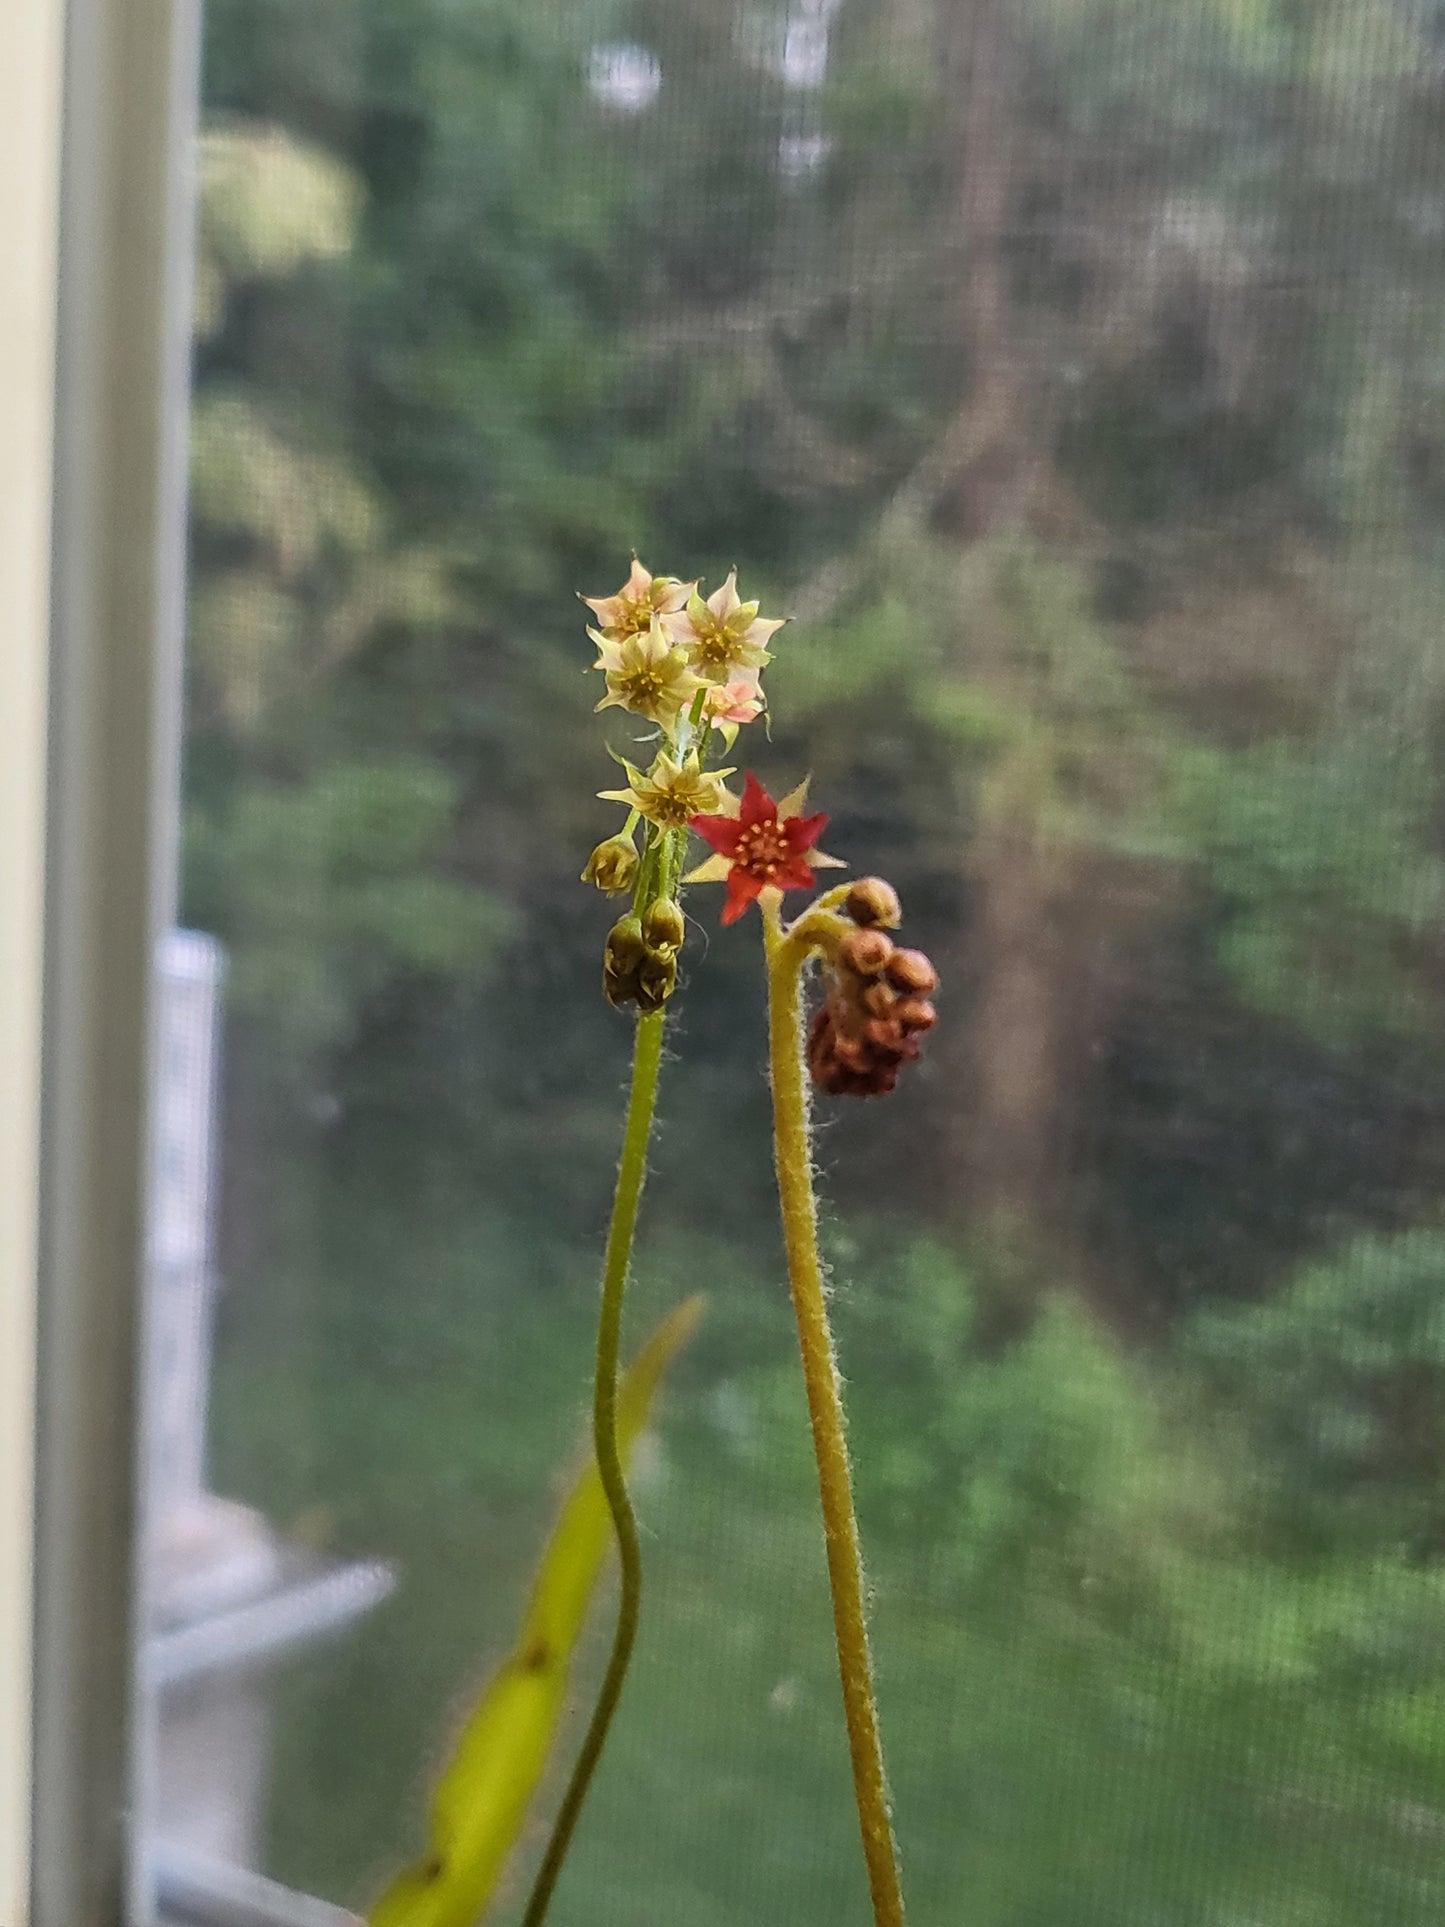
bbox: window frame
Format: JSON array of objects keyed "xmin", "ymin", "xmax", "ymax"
[
  {"xmin": 0, "ymin": 0, "xmax": 65, "ymax": 1913},
  {"xmin": 24, "ymin": 0, "xmax": 200, "ymax": 1919}
]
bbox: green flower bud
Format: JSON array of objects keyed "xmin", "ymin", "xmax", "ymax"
[
  {"xmin": 604, "ymin": 913, "xmax": 647, "ymax": 969},
  {"xmin": 636, "ymin": 945, "xmax": 678, "ymax": 1013},
  {"xmin": 604, "ymin": 962, "xmax": 640, "ymax": 1009},
  {"xmin": 582, "ymin": 834, "xmax": 639, "ymax": 894},
  {"xmin": 642, "ymin": 897, "xmax": 686, "ymax": 952},
  {"xmin": 603, "ymin": 913, "xmax": 647, "ymax": 1009}
]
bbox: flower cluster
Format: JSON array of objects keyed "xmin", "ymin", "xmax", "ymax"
[
  {"xmin": 807, "ymin": 881, "xmax": 939, "ymax": 1098},
  {"xmin": 603, "ymin": 897, "xmax": 687, "ymax": 1013},
  {"xmin": 580, "ymin": 557, "xmax": 793, "ymax": 1007},
  {"xmin": 578, "ymin": 559, "xmax": 938, "ymax": 1097},
  {"xmin": 583, "ymin": 558, "xmax": 783, "ymax": 736}
]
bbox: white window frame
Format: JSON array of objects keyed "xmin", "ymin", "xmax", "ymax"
[
  {"xmin": 0, "ymin": 0, "xmax": 65, "ymax": 1912},
  {"xmin": 4, "ymin": 0, "xmax": 199, "ymax": 1918},
  {"xmin": 7, "ymin": 0, "xmax": 392, "ymax": 1912}
]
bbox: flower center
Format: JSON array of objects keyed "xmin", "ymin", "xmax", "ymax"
[
  {"xmin": 618, "ymin": 592, "xmax": 654, "ymax": 635},
  {"xmin": 736, "ymin": 819, "xmax": 789, "ymax": 878}
]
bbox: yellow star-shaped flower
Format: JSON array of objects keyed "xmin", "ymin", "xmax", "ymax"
[
  {"xmin": 581, "ymin": 557, "xmax": 696, "ymax": 642},
  {"xmin": 591, "ymin": 617, "xmax": 706, "ymax": 727},
  {"xmin": 599, "ymin": 749, "xmax": 735, "ymax": 830},
  {"xmin": 665, "ymin": 570, "xmax": 786, "ymax": 684}
]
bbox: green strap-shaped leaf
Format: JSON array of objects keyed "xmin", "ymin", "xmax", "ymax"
[{"xmin": 368, "ymin": 1294, "xmax": 704, "ymax": 1927}]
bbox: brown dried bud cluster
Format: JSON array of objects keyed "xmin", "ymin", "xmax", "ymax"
[
  {"xmin": 807, "ymin": 888, "xmax": 937, "ymax": 1098},
  {"xmin": 604, "ymin": 897, "xmax": 685, "ymax": 1013}
]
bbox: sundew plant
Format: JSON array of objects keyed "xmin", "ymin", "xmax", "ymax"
[{"xmin": 371, "ymin": 561, "xmax": 939, "ymax": 1927}]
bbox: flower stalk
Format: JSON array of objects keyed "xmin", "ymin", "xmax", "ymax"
[
  {"xmin": 384, "ymin": 556, "xmax": 934, "ymax": 1927},
  {"xmin": 533, "ymin": 561, "xmax": 781, "ymax": 1922},
  {"xmin": 762, "ymin": 894, "xmax": 908, "ymax": 1927},
  {"xmin": 520, "ymin": 1006, "xmax": 667, "ymax": 1927},
  {"xmin": 530, "ymin": 560, "xmax": 923, "ymax": 1925}
]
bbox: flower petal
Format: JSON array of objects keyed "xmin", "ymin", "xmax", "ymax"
[
  {"xmin": 738, "ymin": 770, "xmax": 775, "ymax": 830},
  {"xmin": 775, "ymin": 779, "xmax": 810, "ymax": 820},
  {"xmin": 681, "ymin": 852, "xmax": 735, "ymax": 884},
  {"xmin": 784, "ymin": 810, "xmax": 830, "ymax": 853},
  {"xmin": 721, "ymin": 869, "xmax": 766, "ymax": 924},
  {"xmin": 655, "ymin": 577, "xmax": 697, "ymax": 614},
  {"xmin": 708, "ymin": 570, "xmax": 742, "ymax": 623},
  {"xmin": 689, "ymin": 812, "xmax": 745, "ymax": 857},
  {"xmin": 742, "ymin": 616, "xmax": 787, "ymax": 648},
  {"xmin": 774, "ymin": 856, "xmax": 819, "ymax": 893},
  {"xmin": 580, "ymin": 593, "xmax": 622, "ymax": 628}
]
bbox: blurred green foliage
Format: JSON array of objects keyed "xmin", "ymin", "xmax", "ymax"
[{"xmin": 188, "ymin": 0, "xmax": 1445, "ymax": 1918}]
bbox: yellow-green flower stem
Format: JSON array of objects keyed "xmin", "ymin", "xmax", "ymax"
[
  {"xmin": 527, "ymin": 706, "xmax": 712, "ymax": 1921},
  {"xmin": 630, "ymin": 828, "xmax": 661, "ymax": 915},
  {"xmin": 629, "ymin": 822, "xmax": 687, "ymax": 919},
  {"xmin": 521, "ymin": 1005, "xmax": 667, "ymax": 1927},
  {"xmin": 763, "ymin": 895, "xmax": 908, "ymax": 1927}
]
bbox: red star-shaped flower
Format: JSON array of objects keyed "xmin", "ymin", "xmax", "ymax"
[{"xmin": 686, "ymin": 771, "xmax": 842, "ymax": 924}]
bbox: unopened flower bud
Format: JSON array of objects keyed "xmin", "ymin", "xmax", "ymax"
[
  {"xmin": 845, "ymin": 877, "xmax": 902, "ymax": 929},
  {"xmin": 636, "ymin": 946, "xmax": 678, "ymax": 1012},
  {"xmin": 602, "ymin": 913, "xmax": 647, "ymax": 1006},
  {"xmin": 833, "ymin": 1034, "xmax": 873, "ymax": 1075},
  {"xmin": 603, "ymin": 965, "xmax": 638, "ymax": 1009},
  {"xmin": 862, "ymin": 1019, "xmax": 908, "ymax": 1062},
  {"xmin": 885, "ymin": 947, "xmax": 938, "ymax": 995},
  {"xmin": 838, "ymin": 928, "xmax": 894, "ymax": 978},
  {"xmin": 811, "ymin": 927, "xmax": 937, "ymax": 1098},
  {"xmin": 582, "ymin": 834, "xmax": 639, "ymax": 894},
  {"xmin": 605, "ymin": 913, "xmax": 647, "ymax": 969},
  {"xmin": 642, "ymin": 897, "xmax": 686, "ymax": 952},
  {"xmin": 862, "ymin": 979, "xmax": 897, "ymax": 1018},
  {"xmin": 894, "ymin": 997, "xmax": 936, "ymax": 1034}
]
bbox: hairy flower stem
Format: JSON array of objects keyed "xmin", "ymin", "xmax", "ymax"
[
  {"xmin": 763, "ymin": 899, "xmax": 908, "ymax": 1927},
  {"xmin": 521, "ymin": 1006, "xmax": 667, "ymax": 1927}
]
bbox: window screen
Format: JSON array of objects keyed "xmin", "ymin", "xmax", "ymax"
[{"xmin": 141, "ymin": 1, "xmax": 1445, "ymax": 1921}]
